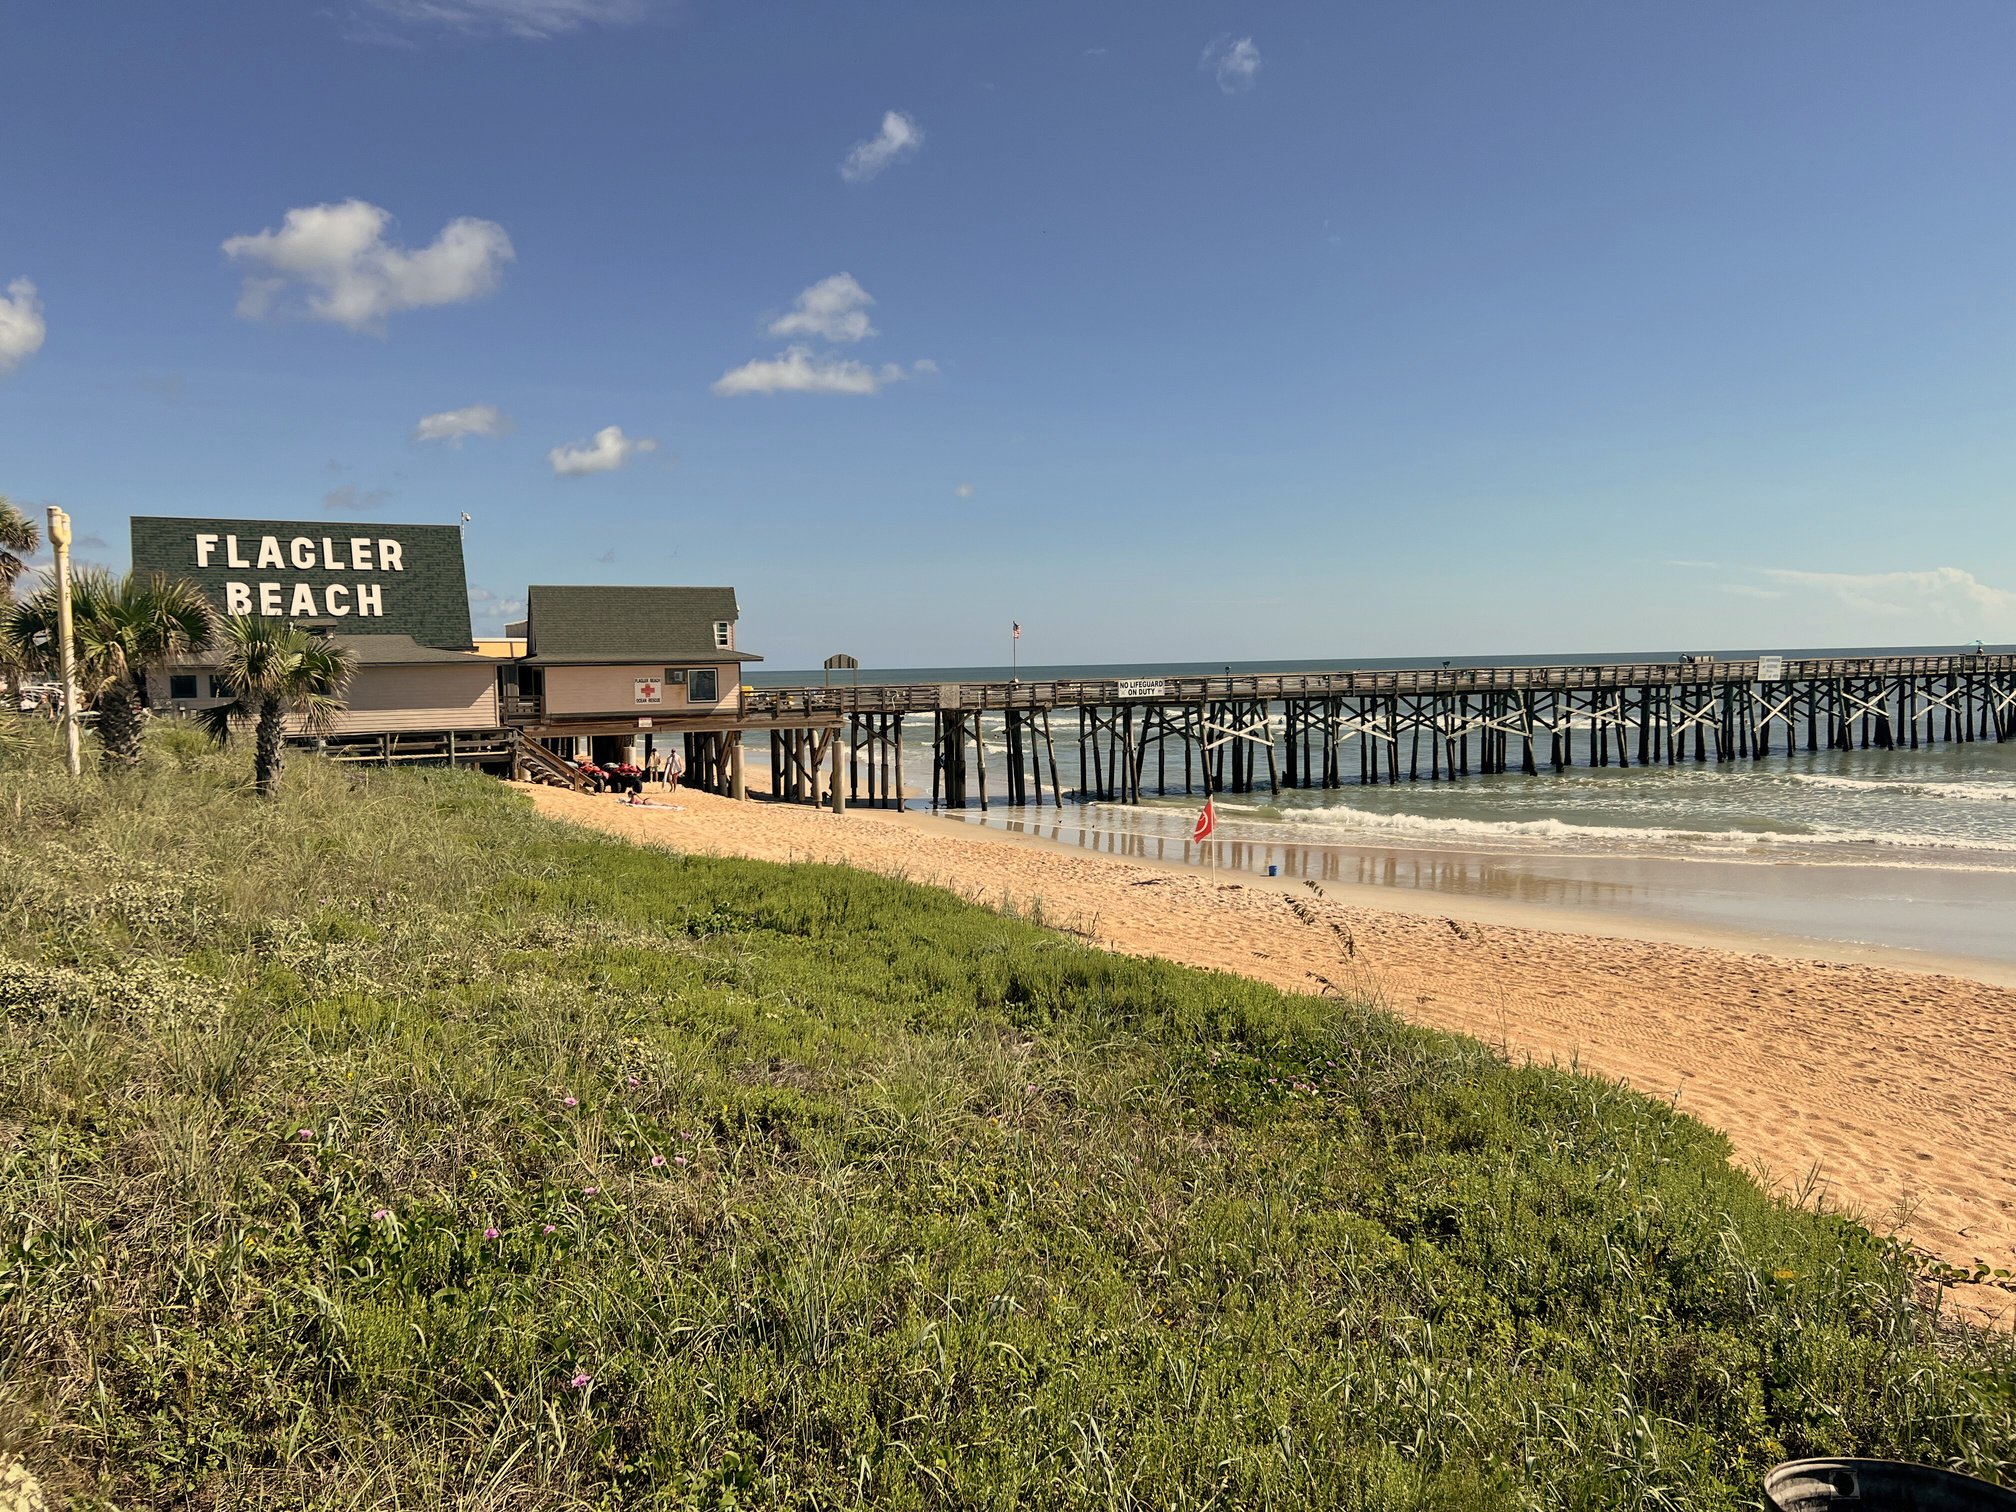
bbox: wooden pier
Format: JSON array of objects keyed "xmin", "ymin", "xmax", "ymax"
[{"xmin": 742, "ymin": 654, "xmax": 2016, "ymax": 810}]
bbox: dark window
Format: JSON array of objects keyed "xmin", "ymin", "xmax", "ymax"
[
  {"xmin": 208, "ymin": 675, "xmax": 234, "ymax": 699},
  {"xmin": 689, "ymin": 669, "xmax": 718, "ymax": 702},
  {"xmin": 663, "ymin": 667, "xmax": 687, "ymax": 684},
  {"xmin": 169, "ymin": 674, "xmax": 198, "ymax": 700}
]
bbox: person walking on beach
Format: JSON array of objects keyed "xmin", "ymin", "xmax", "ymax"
[{"xmin": 666, "ymin": 744, "xmax": 686, "ymax": 796}]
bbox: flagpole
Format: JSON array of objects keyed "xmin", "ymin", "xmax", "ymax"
[{"xmin": 47, "ymin": 507, "xmax": 80, "ymax": 780}]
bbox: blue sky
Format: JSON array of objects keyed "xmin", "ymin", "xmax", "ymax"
[{"xmin": 5, "ymin": 0, "xmax": 2016, "ymax": 667}]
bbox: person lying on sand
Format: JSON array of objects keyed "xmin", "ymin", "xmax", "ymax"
[{"xmin": 620, "ymin": 791, "xmax": 682, "ymax": 810}]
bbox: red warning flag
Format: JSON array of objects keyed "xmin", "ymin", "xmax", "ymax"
[{"xmin": 1191, "ymin": 798, "xmax": 1217, "ymax": 844}]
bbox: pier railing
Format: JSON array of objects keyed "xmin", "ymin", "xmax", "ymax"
[{"xmin": 747, "ymin": 653, "xmax": 2015, "ymax": 719}]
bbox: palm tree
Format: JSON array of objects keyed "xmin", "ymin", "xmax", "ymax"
[
  {"xmin": 201, "ymin": 617, "xmax": 354, "ymax": 797},
  {"xmin": 0, "ymin": 495, "xmax": 37, "ymax": 602},
  {"xmin": 6, "ymin": 568, "xmax": 215, "ymax": 768}
]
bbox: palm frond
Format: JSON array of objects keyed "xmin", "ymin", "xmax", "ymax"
[
  {"xmin": 289, "ymin": 690, "xmax": 350, "ymax": 740},
  {"xmin": 0, "ymin": 496, "xmax": 38, "ymax": 589},
  {"xmin": 209, "ymin": 616, "xmax": 357, "ymax": 727},
  {"xmin": 196, "ymin": 699, "xmax": 250, "ymax": 744}
]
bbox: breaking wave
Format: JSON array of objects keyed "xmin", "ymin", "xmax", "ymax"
[
  {"xmin": 1786, "ymin": 774, "xmax": 2016, "ymax": 804},
  {"xmin": 1207, "ymin": 800, "xmax": 2016, "ymax": 857}
]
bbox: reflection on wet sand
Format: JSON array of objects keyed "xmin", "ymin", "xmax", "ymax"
[{"xmin": 946, "ymin": 809, "xmax": 2016, "ymax": 969}]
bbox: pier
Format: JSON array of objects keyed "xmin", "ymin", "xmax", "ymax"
[{"xmin": 742, "ymin": 654, "xmax": 2016, "ymax": 810}]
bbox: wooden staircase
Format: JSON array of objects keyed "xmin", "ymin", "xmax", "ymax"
[{"xmin": 511, "ymin": 731, "xmax": 588, "ymax": 791}]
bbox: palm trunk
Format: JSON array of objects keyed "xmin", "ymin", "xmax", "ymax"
[
  {"xmin": 97, "ymin": 680, "xmax": 145, "ymax": 769},
  {"xmin": 254, "ymin": 695, "xmax": 285, "ymax": 797}
]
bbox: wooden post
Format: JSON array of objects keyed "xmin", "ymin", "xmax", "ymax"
[{"xmin": 830, "ymin": 730, "xmax": 844, "ymax": 813}]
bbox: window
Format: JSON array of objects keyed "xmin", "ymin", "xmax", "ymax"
[
  {"xmin": 713, "ymin": 620, "xmax": 732, "ymax": 650},
  {"xmin": 689, "ymin": 669, "xmax": 718, "ymax": 702},
  {"xmin": 169, "ymin": 674, "xmax": 198, "ymax": 700},
  {"xmin": 662, "ymin": 667, "xmax": 687, "ymax": 685},
  {"xmin": 208, "ymin": 675, "xmax": 234, "ymax": 699}
]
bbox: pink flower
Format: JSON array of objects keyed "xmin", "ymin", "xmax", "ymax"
[
  {"xmin": 679, "ymin": 1130, "xmax": 693, "ymax": 1141},
  {"xmin": 563, "ymin": 1096, "xmax": 578, "ymax": 1108},
  {"xmin": 570, "ymin": 1372, "xmax": 592, "ymax": 1389},
  {"xmin": 626, "ymin": 1075, "xmax": 641, "ymax": 1089},
  {"xmin": 296, "ymin": 1128, "xmax": 314, "ymax": 1141},
  {"xmin": 542, "ymin": 1223, "xmax": 556, "ymax": 1234},
  {"xmin": 650, "ymin": 1155, "xmax": 666, "ymax": 1168},
  {"xmin": 483, "ymin": 1227, "xmax": 500, "ymax": 1240},
  {"xmin": 674, "ymin": 1156, "xmax": 688, "ymax": 1167},
  {"xmin": 1025, "ymin": 1084, "xmax": 1039, "ymax": 1094},
  {"xmin": 582, "ymin": 1185, "xmax": 598, "ymax": 1196},
  {"xmin": 371, "ymin": 1208, "xmax": 392, "ymax": 1221}
]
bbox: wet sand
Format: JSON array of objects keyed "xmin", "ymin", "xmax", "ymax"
[
  {"xmin": 525, "ymin": 783, "xmax": 2016, "ymax": 1325},
  {"xmin": 946, "ymin": 812, "xmax": 2016, "ymax": 974}
]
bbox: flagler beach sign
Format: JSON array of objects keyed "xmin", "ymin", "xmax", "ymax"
[{"xmin": 130, "ymin": 516, "xmax": 477, "ymax": 650}]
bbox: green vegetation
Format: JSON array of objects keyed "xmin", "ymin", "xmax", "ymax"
[
  {"xmin": 200, "ymin": 616, "xmax": 356, "ymax": 797},
  {"xmin": 6, "ymin": 570, "xmax": 214, "ymax": 769},
  {"xmin": 2, "ymin": 724, "xmax": 2012, "ymax": 1510},
  {"xmin": 0, "ymin": 495, "xmax": 38, "ymax": 601}
]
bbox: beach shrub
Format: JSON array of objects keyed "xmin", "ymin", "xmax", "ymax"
[{"xmin": 0, "ymin": 732, "xmax": 2011, "ymax": 1510}]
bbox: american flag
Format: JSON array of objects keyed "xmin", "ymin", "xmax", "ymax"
[{"xmin": 1012, "ymin": 622, "xmax": 1021, "ymax": 640}]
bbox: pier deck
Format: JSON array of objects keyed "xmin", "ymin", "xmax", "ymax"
[{"xmin": 742, "ymin": 653, "xmax": 2016, "ymax": 809}]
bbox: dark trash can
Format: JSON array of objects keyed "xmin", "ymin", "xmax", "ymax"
[{"xmin": 1766, "ymin": 1459, "xmax": 2016, "ymax": 1511}]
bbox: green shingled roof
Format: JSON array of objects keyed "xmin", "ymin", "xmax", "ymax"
[
  {"xmin": 329, "ymin": 634, "xmax": 501, "ymax": 666},
  {"xmin": 523, "ymin": 585, "xmax": 761, "ymax": 664}
]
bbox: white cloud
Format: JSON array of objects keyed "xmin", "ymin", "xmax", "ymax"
[
  {"xmin": 223, "ymin": 200, "xmax": 514, "ymax": 333},
  {"xmin": 841, "ymin": 110, "xmax": 924, "ymax": 183},
  {"xmin": 548, "ymin": 424, "xmax": 659, "ymax": 476},
  {"xmin": 468, "ymin": 584, "xmax": 527, "ymax": 623},
  {"xmin": 1202, "ymin": 35, "xmax": 1261, "ymax": 93},
  {"xmin": 324, "ymin": 484, "xmax": 393, "ymax": 513},
  {"xmin": 415, "ymin": 403, "xmax": 513, "ymax": 444},
  {"xmin": 1755, "ymin": 566, "xmax": 2016, "ymax": 626},
  {"xmin": 0, "ymin": 278, "xmax": 46, "ymax": 374},
  {"xmin": 955, "ymin": 483, "xmax": 975, "ymax": 499},
  {"xmin": 357, "ymin": 0, "xmax": 648, "ymax": 38},
  {"xmin": 712, "ymin": 348, "xmax": 935, "ymax": 397},
  {"xmin": 768, "ymin": 273, "xmax": 877, "ymax": 343},
  {"xmin": 713, "ymin": 347, "xmax": 882, "ymax": 397}
]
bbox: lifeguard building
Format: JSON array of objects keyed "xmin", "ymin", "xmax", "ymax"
[{"xmin": 498, "ymin": 585, "xmax": 762, "ymax": 789}]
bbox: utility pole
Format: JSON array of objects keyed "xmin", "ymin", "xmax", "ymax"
[{"xmin": 46, "ymin": 506, "xmax": 81, "ymax": 778}]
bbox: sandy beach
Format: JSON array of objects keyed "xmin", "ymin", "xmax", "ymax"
[{"xmin": 525, "ymin": 783, "xmax": 2016, "ymax": 1325}]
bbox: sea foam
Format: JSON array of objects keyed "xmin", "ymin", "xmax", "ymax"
[{"xmin": 1208, "ymin": 800, "xmax": 2016, "ymax": 857}]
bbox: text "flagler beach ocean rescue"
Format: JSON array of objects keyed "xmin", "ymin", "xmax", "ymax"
[{"xmin": 193, "ymin": 532, "xmax": 407, "ymax": 618}]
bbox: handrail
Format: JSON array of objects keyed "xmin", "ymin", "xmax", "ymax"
[
  {"xmin": 512, "ymin": 730, "xmax": 588, "ymax": 791},
  {"xmin": 741, "ymin": 654, "xmax": 2016, "ymax": 718}
]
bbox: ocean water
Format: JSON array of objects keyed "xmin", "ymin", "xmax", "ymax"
[
  {"xmin": 937, "ymin": 741, "xmax": 2016, "ymax": 969},
  {"xmin": 1158, "ymin": 745, "xmax": 2016, "ymax": 871},
  {"xmin": 749, "ymin": 648, "xmax": 2016, "ymax": 966}
]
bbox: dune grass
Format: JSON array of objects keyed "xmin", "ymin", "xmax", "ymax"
[{"xmin": 1, "ymin": 720, "xmax": 2012, "ymax": 1510}]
